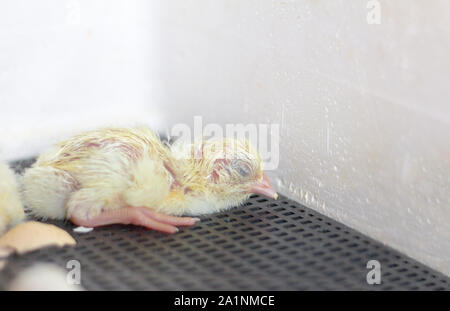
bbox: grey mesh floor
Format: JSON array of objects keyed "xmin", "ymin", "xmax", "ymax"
[{"xmin": 1, "ymin": 158, "xmax": 449, "ymax": 290}]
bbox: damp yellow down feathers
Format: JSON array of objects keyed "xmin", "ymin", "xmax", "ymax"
[
  {"xmin": 0, "ymin": 161, "xmax": 25, "ymax": 234},
  {"xmin": 22, "ymin": 127, "xmax": 265, "ymax": 221}
]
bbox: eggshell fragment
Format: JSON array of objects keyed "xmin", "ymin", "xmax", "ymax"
[{"xmin": 0, "ymin": 221, "xmax": 76, "ymax": 255}]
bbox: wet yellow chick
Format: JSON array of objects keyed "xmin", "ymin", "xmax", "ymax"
[
  {"xmin": 0, "ymin": 161, "xmax": 25, "ymax": 235},
  {"xmin": 23, "ymin": 127, "xmax": 277, "ymax": 233}
]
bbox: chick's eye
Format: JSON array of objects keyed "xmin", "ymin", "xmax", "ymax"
[
  {"xmin": 235, "ymin": 163, "xmax": 250, "ymax": 178},
  {"xmin": 238, "ymin": 166, "xmax": 249, "ymax": 177},
  {"xmin": 231, "ymin": 159, "xmax": 252, "ymax": 178}
]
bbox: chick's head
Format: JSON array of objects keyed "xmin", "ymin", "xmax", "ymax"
[{"xmin": 188, "ymin": 138, "xmax": 278, "ymax": 206}]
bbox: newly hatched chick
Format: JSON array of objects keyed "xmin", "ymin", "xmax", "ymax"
[
  {"xmin": 0, "ymin": 161, "xmax": 25, "ymax": 235},
  {"xmin": 23, "ymin": 127, "xmax": 277, "ymax": 233}
]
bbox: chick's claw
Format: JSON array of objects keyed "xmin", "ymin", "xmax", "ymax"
[
  {"xmin": 70, "ymin": 206, "xmax": 199, "ymax": 234},
  {"xmin": 138, "ymin": 208, "xmax": 200, "ymax": 227}
]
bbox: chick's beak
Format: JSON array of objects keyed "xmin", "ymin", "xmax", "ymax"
[{"xmin": 250, "ymin": 172, "xmax": 278, "ymax": 200}]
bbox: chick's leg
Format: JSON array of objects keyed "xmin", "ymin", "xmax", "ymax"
[
  {"xmin": 70, "ymin": 206, "xmax": 199, "ymax": 234},
  {"xmin": 67, "ymin": 188, "xmax": 199, "ymax": 234}
]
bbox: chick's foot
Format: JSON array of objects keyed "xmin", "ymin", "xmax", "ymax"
[{"xmin": 70, "ymin": 206, "xmax": 199, "ymax": 234}]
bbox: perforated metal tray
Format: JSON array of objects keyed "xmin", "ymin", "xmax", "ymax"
[{"xmin": 1, "ymin": 159, "xmax": 449, "ymax": 290}]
